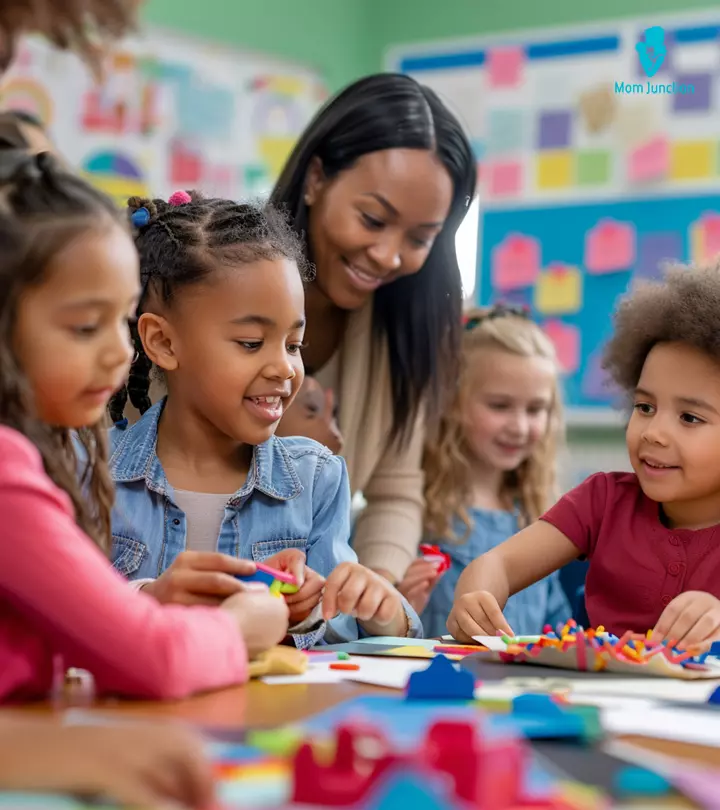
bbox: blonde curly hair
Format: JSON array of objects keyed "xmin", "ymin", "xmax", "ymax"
[{"xmin": 423, "ymin": 306, "xmax": 564, "ymax": 541}]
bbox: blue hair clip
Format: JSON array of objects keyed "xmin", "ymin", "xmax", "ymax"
[{"xmin": 130, "ymin": 207, "xmax": 150, "ymax": 228}]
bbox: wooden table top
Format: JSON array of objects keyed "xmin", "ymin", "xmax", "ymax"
[{"xmin": 6, "ymin": 680, "xmax": 719, "ymax": 807}]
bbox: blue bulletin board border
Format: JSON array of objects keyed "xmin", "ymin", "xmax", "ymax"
[{"xmin": 477, "ymin": 194, "xmax": 720, "ymax": 422}]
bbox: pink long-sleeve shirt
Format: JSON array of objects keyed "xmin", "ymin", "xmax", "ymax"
[{"xmin": 0, "ymin": 426, "xmax": 249, "ymax": 703}]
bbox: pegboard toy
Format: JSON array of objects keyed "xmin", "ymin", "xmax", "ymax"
[
  {"xmin": 237, "ymin": 562, "xmax": 299, "ymax": 596},
  {"xmin": 478, "ymin": 621, "xmax": 720, "ymax": 679}
]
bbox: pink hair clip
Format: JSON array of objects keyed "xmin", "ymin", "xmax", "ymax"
[{"xmin": 168, "ymin": 190, "xmax": 192, "ymax": 206}]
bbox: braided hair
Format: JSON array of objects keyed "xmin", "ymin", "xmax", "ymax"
[
  {"xmin": 0, "ymin": 149, "xmax": 126, "ymax": 552},
  {"xmin": 0, "ymin": 0, "xmax": 139, "ymax": 74},
  {"xmin": 108, "ymin": 192, "xmax": 312, "ymax": 423}
]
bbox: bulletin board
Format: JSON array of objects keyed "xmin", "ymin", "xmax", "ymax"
[
  {"xmin": 389, "ymin": 11, "xmax": 720, "ymax": 423},
  {"xmin": 0, "ymin": 30, "xmax": 327, "ymax": 205}
]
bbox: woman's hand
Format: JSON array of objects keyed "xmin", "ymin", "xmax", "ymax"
[{"xmin": 397, "ymin": 558, "xmax": 444, "ymax": 615}]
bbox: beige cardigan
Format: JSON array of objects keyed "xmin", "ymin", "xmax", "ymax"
[{"xmin": 331, "ymin": 300, "xmax": 424, "ymax": 582}]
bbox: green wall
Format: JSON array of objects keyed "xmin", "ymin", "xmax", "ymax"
[
  {"xmin": 143, "ymin": 1, "xmax": 719, "ymax": 89},
  {"xmin": 142, "ymin": 0, "xmax": 369, "ymax": 91},
  {"xmin": 367, "ymin": 0, "xmax": 720, "ymax": 70}
]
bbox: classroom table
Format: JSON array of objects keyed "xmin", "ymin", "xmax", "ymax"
[{"xmin": 5, "ymin": 680, "xmax": 718, "ymax": 808}]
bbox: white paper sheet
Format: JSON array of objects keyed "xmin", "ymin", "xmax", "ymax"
[
  {"xmin": 261, "ymin": 655, "xmax": 431, "ymax": 689},
  {"xmin": 603, "ymin": 706, "xmax": 720, "ymax": 747}
]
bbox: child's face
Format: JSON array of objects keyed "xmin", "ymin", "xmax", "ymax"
[
  {"xmin": 148, "ymin": 257, "xmax": 305, "ymax": 446},
  {"xmin": 14, "ymin": 224, "xmax": 140, "ymax": 428},
  {"xmin": 627, "ymin": 342, "xmax": 720, "ymax": 513},
  {"xmin": 461, "ymin": 348, "xmax": 555, "ymax": 472},
  {"xmin": 275, "ymin": 376, "xmax": 343, "ymax": 454}
]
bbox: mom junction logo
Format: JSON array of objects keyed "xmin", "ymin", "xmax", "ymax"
[{"xmin": 615, "ymin": 25, "xmax": 697, "ymax": 97}]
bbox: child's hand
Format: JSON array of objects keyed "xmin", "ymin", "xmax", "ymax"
[
  {"xmin": 221, "ymin": 584, "xmax": 289, "ymax": 658},
  {"xmin": 398, "ymin": 558, "xmax": 444, "ymax": 615},
  {"xmin": 323, "ymin": 562, "xmax": 409, "ymax": 637},
  {"xmin": 447, "ymin": 591, "xmax": 514, "ymax": 642},
  {"xmin": 0, "ymin": 721, "xmax": 213, "ymax": 809},
  {"xmin": 142, "ymin": 550, "xmax": 256, "ymax": 606},
  {"xmin": 261, "ymin": 548, "xmax": 326, "ymax": 624},
  {"xmin": 651, "ymin": 591, "xmax": 720, "ymax": 651}
]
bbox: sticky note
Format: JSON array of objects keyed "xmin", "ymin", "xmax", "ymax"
[
  {"xmin": 543, "ymin": 320, "xmax": 580, "ymax": 374},
  {"xmin": 582, "ymin": 349, "xmax": 614, "ymax": 403},
  {"xmin": 487, "ymin": 46, "xmax": 524, "ymax": 88},
  {"xmin": 635, "ymin": 232, "xmax": 682, "ymax": 284},
  {"xmin": 628, "ymin": 136, "xmax": 670, "ymax": 183},
  {"xmin": 537, "ymin": 110, "xmax": 572, "ymax": 150},
  {"xmin": 491, "ymin": 233, "xmax": 541, "ymax": 291},
  {"xmin": 487, "ymin": 160, "xmax": 522, "ymax": 197},
  {"xmin": 671, "ymin": 140, "xmax": 715, "ymax": 180},
  {"xmin": 534, "ymin": 263, "xmax": 582, "ymax": 315},
  {"xmin": 585, "ymin": 219, "xmax": 636, "ymax": 274},
  {"xmin": 673, "ymin": 73, "xmax": 712, "ymax": 113},
  {"xmin": 577, "ymin": 150, "xmax": 611, "ymax": 186},
  {"xmin": 690, "ymin": 213, "xmax": 720, "ymax": 264},
  {"xmin": 487, "ymin": 109, "xmax": 525, "ymax": 154},
  {"xmin": 536, "ymin": 150, "xmax": 573, "ymax": 190}
]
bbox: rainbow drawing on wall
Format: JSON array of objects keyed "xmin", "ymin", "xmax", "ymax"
[
  {"xmin": 83, "ymin": 151, "xmax": 149, "ymax": 207},
  {"xmin": 0, "ymin": 77, "xmax": 53, "ymax": 126}
]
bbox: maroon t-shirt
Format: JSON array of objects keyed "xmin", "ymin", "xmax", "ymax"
[{"xmin": 541, "ymin": 472, "xmax": 720, "ymax": 636}]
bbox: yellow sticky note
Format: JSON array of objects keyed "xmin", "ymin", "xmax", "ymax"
[
  {"xmin": 536, "ymin": 150, "xmax": 573, "ymax": 189},
  {"xmin": 671, "ymin": 140, "xmax": 714, "ymax": 180},
  {"xmin": 534, "ymin": 264, "xmax": 582, "ymax": 315},
  {"xmin": 259, "ymin": 136, "xmax": 296, "ymax": 177}
]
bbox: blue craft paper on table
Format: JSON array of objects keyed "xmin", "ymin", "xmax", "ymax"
[{"xmin": 299, "ymin": 695, "xmax": 585, "ymax": 744}]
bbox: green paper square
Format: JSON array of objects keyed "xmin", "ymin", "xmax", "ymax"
[{"xmin": 576, "ymin": 150, "xmax": 611, "ymax": 185}]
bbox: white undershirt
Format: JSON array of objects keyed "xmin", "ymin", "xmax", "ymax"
[{"xmin": 173, "ymin": 489, "xmax": 232, "ymax": 552}]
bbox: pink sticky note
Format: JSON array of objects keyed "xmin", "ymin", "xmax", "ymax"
[
  {"xmin": 585, "ymin": 219, "xmax": 636, "ymax": 274},
  {"xmin": 628, "ymin": 136, "xmax": 669, "ymax": 183},
  {"xmin": 491, "ymin": 233, "xmax": 541, "ymax": 291},
  {"xmin": 487, "ymin": 160, "xmax": 522, "ymax": 197},
  {"xmin": 700, "ymin": 212, "xmax": 720, "ymax": 259},
  {"xmin": 487, "ymin": 46, "xmax": 525, "ymax": 88},
  {"xmin": 543, "ymin": 319, "xmax": 580, "ymax": 374}
]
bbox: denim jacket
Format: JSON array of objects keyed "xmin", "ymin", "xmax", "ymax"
[
  {"xmin": 108, "ymin": 401, "xmax": 421, "ymax": 648},
  {"xmin": 421, "ymin": 508, "xmax": 571, "ymax": 638}
]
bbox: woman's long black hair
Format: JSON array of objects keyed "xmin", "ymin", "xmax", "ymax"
[{"xmin": 271, "ymin": 73, "xmax": 476, "ymax": 446}]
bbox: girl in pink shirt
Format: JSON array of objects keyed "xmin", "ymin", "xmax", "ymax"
[{"xmin": 0, "ymin": 148, "xmax": 289, "ymax": 703}]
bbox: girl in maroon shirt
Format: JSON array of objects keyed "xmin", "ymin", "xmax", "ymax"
[{"xmin": 450, "ymin": 264, "xmax": 720, "ymax": 651}]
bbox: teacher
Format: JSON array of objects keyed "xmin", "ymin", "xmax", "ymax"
[{"xmin": 271, "ymin": 73, "xmax": 476, "ymax": 584}]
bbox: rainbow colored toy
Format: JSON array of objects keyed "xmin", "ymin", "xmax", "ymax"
[
  {"xmin": 478, "ymin": 621, "xmax": 720, "ymax": 680},
  {"xmin": 237, "ymin": 562, "xmax": 299, "ymax": 597}
]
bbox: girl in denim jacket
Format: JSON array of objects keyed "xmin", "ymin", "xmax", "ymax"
[{"xmin": 108, "ymin": 192, "xmax": 420, "ymax": 647}]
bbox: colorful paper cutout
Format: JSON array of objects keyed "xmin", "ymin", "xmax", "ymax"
[
  {"xmin": 486, "ymin": 46, "xmax": 525, "ymax": 88},
  {"xmin": 671, "ymin": 140, "xmax": 714, "ymax": 180},
  {"xmin": 534, "ymin": 263, "xmax": 582, "ymax": 315},
  {"xmin": 543, "ymin": 319, "xmax": 580, "ymax": 374},
  {"xmin": 487, "ymin": 109, "xmax": 525, "ymax": 154},
  {"xmin": 491, "ymin": 234, "xmax": 541, "ymax": 291},
  {"xmin": 487, "ymin": 160, "xmax": 522, "ymax": 197},
  {"xmin": 581, "ymin": 348, "xmax": 615, "ymax": 403},
  {"xmin": 537, "ymin": 111, "xmax": 572, "ymax": 150},
  {"xmin": 578, "ymin": 84, "xmax": 617, "ymax": 134},
  {"xmin": 576, "ymin": 150, "xmax": 611, "ymax": 186},
  {"xmin": 690, "ymin": 212, "xmax": 720, "ymax": 264},
  {"xmin": 672, "ymin": 73, "xmax": 712, "ymax": 113},
  {"xmin": 584, "ymin": 219, "xmax": 636, "ymax": 274},
  {"xmin": 628, "ymin": 136, "xmax": 670, "ymax": 183},
  {"xmin": 536, "ymin": 150, "xmax": 573, "ymax": 190},
  {"xmin": 635, "ymin": 232, "xmax": 682, "ymax": 284}
]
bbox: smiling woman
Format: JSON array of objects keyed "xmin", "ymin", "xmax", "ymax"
[{"xmin": 271, "ymin": 73, "xmax": 477, "ymax": 583}]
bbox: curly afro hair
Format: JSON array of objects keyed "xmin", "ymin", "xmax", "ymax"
[{"xmin": 603, "ymin": 263, "xmax": 720, "ymax": 393}]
